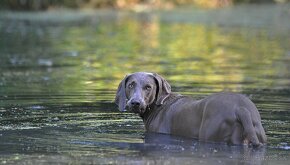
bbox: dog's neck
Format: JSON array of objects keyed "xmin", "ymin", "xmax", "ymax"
[
  {"xmin": 141, "ymin": 93, "xmax": 184, "ymax": 128},
  {"xmin": 140, "ymin": 104, "xmax": 156, "ymax": 120}
]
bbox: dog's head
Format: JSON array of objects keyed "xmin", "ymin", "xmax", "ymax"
[{"xmin": 115, "ymin": 72, "xmax": 171, "ymax": 116}]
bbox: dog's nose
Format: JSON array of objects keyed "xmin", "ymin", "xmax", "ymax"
[{"xmin": 131, "ymin": 100, "xmax": 141, "ymax": 107}]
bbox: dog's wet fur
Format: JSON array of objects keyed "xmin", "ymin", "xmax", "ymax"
[{"xmin": 115, "ymin": 72, "xmax": 266, "ymax": 146}]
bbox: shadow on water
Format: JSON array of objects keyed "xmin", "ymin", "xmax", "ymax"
[
  {"xmin": 0, "ymin": 3, "xmax": 290, "ymax": 164},
  {"xmin": 70, "ymin": 132, "xmax": 269, "ymax": 164}
]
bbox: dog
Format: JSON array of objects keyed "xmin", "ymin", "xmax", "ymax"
[{"xmin": 115, "ymin": 72, "xmax": 266, "ymax": 146}]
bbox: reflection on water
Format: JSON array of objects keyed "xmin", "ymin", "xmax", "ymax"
[{"xmin": 0, "ymin": 3, "xmax": 290, "ymax": 164}]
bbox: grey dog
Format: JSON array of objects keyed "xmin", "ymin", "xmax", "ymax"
[{"xmin": 115, "ymin": 72, "xmax": 266, "ymax": 146}]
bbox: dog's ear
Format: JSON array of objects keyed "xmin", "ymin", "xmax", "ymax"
[
  {"xmin": 115, "ymin": 74, "xmax": 131, "ymax": 112},
  {"xmin": 152, "ymin": 73, "xmax": 171, "ymax": 105}
]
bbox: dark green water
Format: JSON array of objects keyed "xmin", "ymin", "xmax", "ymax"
[{"xmin": 0, "ymin": 4, "xmax": 290, "ymax": 164}]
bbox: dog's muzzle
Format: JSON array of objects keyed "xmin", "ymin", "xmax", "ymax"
[{"xmin": 127, "ymin": 98, "xmax": 146, "ymax": 114}]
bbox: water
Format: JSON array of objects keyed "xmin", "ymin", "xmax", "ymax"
[{"xmin": 0, "ymin": 4, "xmax": 290, "ymax": 164}]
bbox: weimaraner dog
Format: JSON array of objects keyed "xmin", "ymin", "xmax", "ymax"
[{"xmin": 115, "ymin": 72, "xmax": 266, "ymax": 146}]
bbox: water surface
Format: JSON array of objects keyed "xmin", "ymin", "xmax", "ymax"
[{"xmin": 0, "ymin": 4, "xmax": 290, "ymax": 164}]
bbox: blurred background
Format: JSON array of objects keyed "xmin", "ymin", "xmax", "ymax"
[
  {"xmin": 0, "ymin": 0, "xmax": 290, "ymax": 164},
  {"xmin": 0, "ymin": 0, "xmax": 290, "ymax": 10}
]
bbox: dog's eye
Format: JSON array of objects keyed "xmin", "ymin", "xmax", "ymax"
[{"xmin": 145, "ymin": 85, "xmax": 152, "ymax": 90}]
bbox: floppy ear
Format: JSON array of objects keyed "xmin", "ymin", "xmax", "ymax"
[
  {"xmin": 152, "ymin": 73, "xmax": 171, "ymax": 105},
  {"xmin": 114, "ymin": 74, "xmax": 130, "ymax": 112}
]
